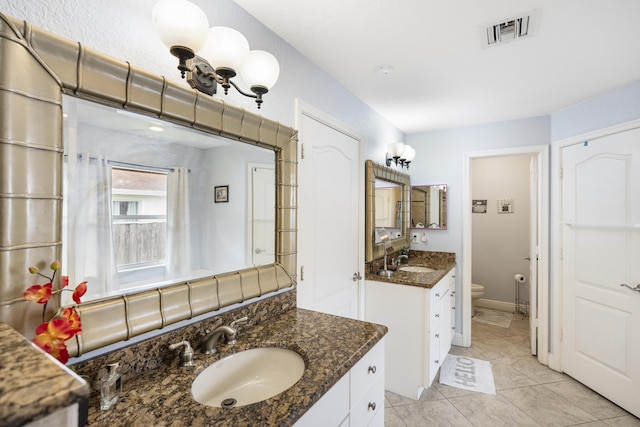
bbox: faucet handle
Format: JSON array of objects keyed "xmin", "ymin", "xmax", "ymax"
[
  {"xmin": 169, "ymin": 340, "xmax": 194, "ymax": 367},
  {"xmin": 226, "ymin": 316, "xmax": 248, "ymax": 344}
]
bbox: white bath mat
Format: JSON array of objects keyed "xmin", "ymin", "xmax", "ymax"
[
  {"xmin": 439, "ymin": 355, "xmax": 496, "ymax": 395},
  {"xmin": 473, "ymin": 307, "xmax": 513, "ymax": 328}
]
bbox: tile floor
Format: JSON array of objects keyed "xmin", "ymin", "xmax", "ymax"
[{"xmin": 384, "ymin": 312, "xmax": 640, "ymax": 426}]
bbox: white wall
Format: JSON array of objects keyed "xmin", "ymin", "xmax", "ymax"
[
  {"xmin": 0, "ymin": 0, "xmax": 403, "ymax": 157},
  {"xmin": 405, "ymin": 116, "xmax": 550, "ymax": 329},
  {"xmin": 471, "ymin": 154, "xmax": 533, "ymax": 304}
]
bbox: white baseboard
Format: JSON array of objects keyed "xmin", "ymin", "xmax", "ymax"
[
  {"xmin": 476, "ymin": 299, "xmax": 515, "ymax": 312},
  {"xmin": 452, "ymin": 332, "xmax": 465, "ymax": 347}
]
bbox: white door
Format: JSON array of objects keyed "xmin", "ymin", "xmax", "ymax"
[
  {"xmin": 528, "ymin": 156, "xmax": 538, "ymax": 355},
  {"xmin": 250, "ymin": 164, "xmax": 275, "ymax": 266},
  {"xmin": 298, "ymin": 110, "xmax": 361, "ymax": 319},
  {"xmin": 561, "ymin": 128, "xmax": 640, "ymax": 417}
]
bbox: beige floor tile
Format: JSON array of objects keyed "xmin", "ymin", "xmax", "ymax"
[
  {"xmin": 543, "ymin": 380, "xmax": 629, "ymax": 419},
  {"xmin": 448, "ymin": 392, "xmax": 540, "ymax": 426},
  {"xmin": 392, "ymin": 399, "xmax": 473, "ymax": 426},
  {"xmin": 384, "ymin": 407, "xmax": 407, "ymax": 427},
  {"xmin": 491, "ymin": 358, "xmax": 539, "ymax": 390},
  {"xmin": 386, "ymin": 308, "xmax": 638, "ymax": 427},
  {"xmin": 501, "ymin": 384, "xmax": 597, "ymax": 426},
  {"xmin": 603, "ymin": 415, "xmax": 640, "ymax": 426},
  {"xmin": 385, "ymin": 388, "xmax": 445, "ymax": 407},
  {"xmin": 506, "ymin": 355, "xmax": 570, "ymax": 384}
]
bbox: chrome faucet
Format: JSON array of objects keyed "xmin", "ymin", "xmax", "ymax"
[
  {"xmin": 169, "ymin": 340, "xmax": 194, "ymax": 366},
  {"xmin": 201, "ymin": 316, "xmax": 248, "ymax": 355}
]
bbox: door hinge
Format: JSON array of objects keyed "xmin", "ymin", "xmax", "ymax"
[
  {"xmin": 559, "ymin": 167, "xmax": 563, "ymax": 179},
  {"xmin": 300, "ymin": 265, "xmax": 304, "ymax": 281},
  {"xmin": 301, "ymin": 143, "xmax": 305, "ymax": 160}
]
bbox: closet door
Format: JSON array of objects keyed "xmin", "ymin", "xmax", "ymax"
[{"xmin": 561, "ymin": 127, "xmax": 640, "ymax": 417}]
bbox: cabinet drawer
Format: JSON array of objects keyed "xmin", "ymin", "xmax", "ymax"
[
  {"xmin": 350, "ymin": 340, "xmax": 385, "ymax": 403},
  {"xmin": 429, "ymin": 278, "xmax": 449, "ymax": 306},
  {"xmin": 294, "ymin": 374, "xmax": 349, "ymax": 427},
  {"xmin": 350, "ymin": 375, "xmax": 384, "ymax": 427}
]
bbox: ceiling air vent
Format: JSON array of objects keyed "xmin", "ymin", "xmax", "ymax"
[{"xmin": 483, "ymin": 10, "xmax": 540, "ymax": 47}]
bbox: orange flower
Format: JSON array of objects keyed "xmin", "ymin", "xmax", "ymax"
[
  {"xmin": 32, "ymin": 319, "xmax": 75, "ymax": 364},
  {"xmin": 62, "ymin": 307, "xmax": 82, "ymax": 335},
  {"xmin": 72, "ymin": 281, "xmax": 87, "ymax": 304},
  {"xmin": 33, "ymin": 332, "xmax": 70, "ymax": 364},
  {"xmin": 61, "ymin": 275, "xmax": 69, "ymax": 288},
  {"xmin": 23, "ymin": 283, "xmax": 53, "ymax": 304}
]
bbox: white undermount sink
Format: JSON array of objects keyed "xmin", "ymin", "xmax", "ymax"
[
  {"xmin": 399, "ymin": 266, "xmax": 436, "ymax": 273},
  {"xmin": 191, "ymin": 347, "xmax": 305, "ymax": 408}
]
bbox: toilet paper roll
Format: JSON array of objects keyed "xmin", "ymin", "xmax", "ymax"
[{"xmin": 514, "ymin": 274, "xmax": 526, "ymax": 283}]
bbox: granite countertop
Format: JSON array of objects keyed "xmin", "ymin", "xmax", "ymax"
[
  {"xmin": 86, "ymin": 308, "xmax": 387, "ymax": 427},
  {"xmin": 0, "ymin": 323, "xmax": 89, "ymax": 427},
  {"xmin": 365, "ymin": 250, "xmax": 456, "ymax": 289}
]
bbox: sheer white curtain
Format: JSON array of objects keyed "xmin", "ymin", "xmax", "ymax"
[
  {"xmin": 65, "ymin": 154, "xmax": 119, "ymax": 301},
  {"xmin": 166, "ymin": 167, "xmax": 191, "ymax": 278}
]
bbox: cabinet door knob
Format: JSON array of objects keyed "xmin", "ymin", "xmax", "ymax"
[
  {"xmin": 435, "ymin": 359, "xmax": 439, "ymax": 365},
  {"xmin": 368, "ymin": 402, "xmax": 377, "ymax": 411},
  {"xmin": 435, "ymin": 293, "xmax": 440, "ymax": 297},
  {"xmin": 368, "ymin": 365, "xmax": 377, "ymax": 374},
  {"xmin": 435, "ymin": 313, "xmax": 440, "ymax": 318},
  {"xmin": 435, "ymin": 333, "xmax": 439, "ymax": 338}
]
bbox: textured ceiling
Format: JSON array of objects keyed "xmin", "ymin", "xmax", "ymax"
[{"xmin": 233, "ymin": 0, "xmax": 640, "ymax": 133}]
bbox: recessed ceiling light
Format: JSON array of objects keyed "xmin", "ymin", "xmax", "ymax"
[
  {"xmin": 374, "ymin": 64, "xmax": 395, "ymax": 76},
  {"xmin": 149, "ymin": 126, "xmax": 164, "ymax": 132}
]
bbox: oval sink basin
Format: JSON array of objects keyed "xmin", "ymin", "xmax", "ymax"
[
  {"xmin": 191, "ymin": 347, "xmax": 305, "ymax": 408},
  {"xmin": 399, "ymin": 266, "xmax": 435, "ymax": 273}
]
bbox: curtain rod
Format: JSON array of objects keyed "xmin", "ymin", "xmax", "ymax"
[{"xmin": 64, "ymin": 154, "xmax": 191, "ymax": 173}]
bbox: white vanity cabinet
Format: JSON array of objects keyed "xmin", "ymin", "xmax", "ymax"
[
  {"xmin": 365, "ymin": 268, "xmax": 455, "ymax": 400},
  {"xmin": 295, "ymin": 338, "xmax": 385, "ymax": 427}
]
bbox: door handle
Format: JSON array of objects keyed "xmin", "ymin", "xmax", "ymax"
[
  {"xmin": 352, "ymin": 272, "xmax": 362, "ymax": 281},
  {"xmin": 620, "ymin": 284, "xmax": 640, "ymax": 293},
  {"xmin": 255, "ymin": 248, "xmax": 265, "ymax": 254}
]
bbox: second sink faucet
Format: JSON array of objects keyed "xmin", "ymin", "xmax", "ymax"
[{"xmin": 201, "ymin": 316, "xmax": 248, "ymax": 355}]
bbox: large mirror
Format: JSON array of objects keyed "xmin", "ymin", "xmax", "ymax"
[
  {"xmin": 0, "ymin": 11, "xmax": 297, "ymax": 354},
  {"xmin": 411, "ymin": 185, "xmax": 447, "ymax": 230},
  {"xmin": 365, "ymin": 160, "xmax": 410, "ymax": 262},
  {"xmin": 62, "ymin": 96, "xmax": 275, "ymax": 302}
]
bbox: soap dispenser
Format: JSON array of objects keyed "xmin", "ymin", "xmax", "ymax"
[{"xmin": 100, "ymin": 362, "xmax": 122, "ymax": 410}]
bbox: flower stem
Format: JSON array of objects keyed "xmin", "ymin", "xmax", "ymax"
[{"xmin": 41, "ymin": 302, "xmax": 47, "ymax": 324}]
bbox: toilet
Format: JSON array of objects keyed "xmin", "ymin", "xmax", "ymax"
[{"xmin": 471, "ymin": 283, "xmax": 485, "ymax": 316}]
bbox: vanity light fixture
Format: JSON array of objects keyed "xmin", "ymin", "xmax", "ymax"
[
  {"xmin": 385, "ymin": 142, "xmax": 416, "ymax": 169},
  {"xmin": 152, "ymin": 0, "xmax": 280, "ymax": 108}
]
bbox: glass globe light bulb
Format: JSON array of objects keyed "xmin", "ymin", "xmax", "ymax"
[
  {"xmin": 198, "ymin": 26, "xmax": 250, "ymax": 73},
  {"xmin": 387, "ymin": 142, "xmax": 406, "ymax": 158},
  {"xmin": 152, "ymin": 0, "xmax": 209, "ymax": 52},
  {"xmin": 241, "ymin": 50, "xmax": 280, "ymax": 90}
]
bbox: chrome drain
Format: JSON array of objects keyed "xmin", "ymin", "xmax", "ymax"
[{"xmin": 221, "ymin": 398, "xmax": 237, "ymax": 408}]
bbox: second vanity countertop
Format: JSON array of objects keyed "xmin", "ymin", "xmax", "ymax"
[
  {"xmin": 86, "ymin": 308, "xmax": 387, "ymax": 427},
  {"xmin": 365, "ymin": 250, "xmax": 456, "ymax": 289}
]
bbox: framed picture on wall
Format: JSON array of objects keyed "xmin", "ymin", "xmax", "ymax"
[
  {"xmin": 472, "ymin": 199, "xmax": 487, "ymax": 213},
  {"xmin": 215, "ymin": 185, "xmax": 229, "ymax": 203},
  {"xmin": 497, "ymin": 199, "xmax": 514, "ymax": 214}
]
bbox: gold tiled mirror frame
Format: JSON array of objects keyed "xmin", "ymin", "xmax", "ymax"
[
  {"xmin": 0, "ymin": 14, "xmax": 297, "ymax": 357},
  {"xmin": 364, "ymin": 160, "xmax": 410, "ymax": 262}
]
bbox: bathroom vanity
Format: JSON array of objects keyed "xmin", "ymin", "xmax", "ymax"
[
  {"xmin": 0, "ymin": 323, "xmax": 89, "ymax": 427},
  {"xmin": 365, "ymin": 251, "xmax": 456, "ymax": 400},
  {"xmin": 70, "ymin": 294, "xmax": 386, "ymax": 426}
]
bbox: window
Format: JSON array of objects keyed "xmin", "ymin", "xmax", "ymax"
[{"xmin": 111, "ymin": 168, "xmax": 167, "ymax": 273}]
